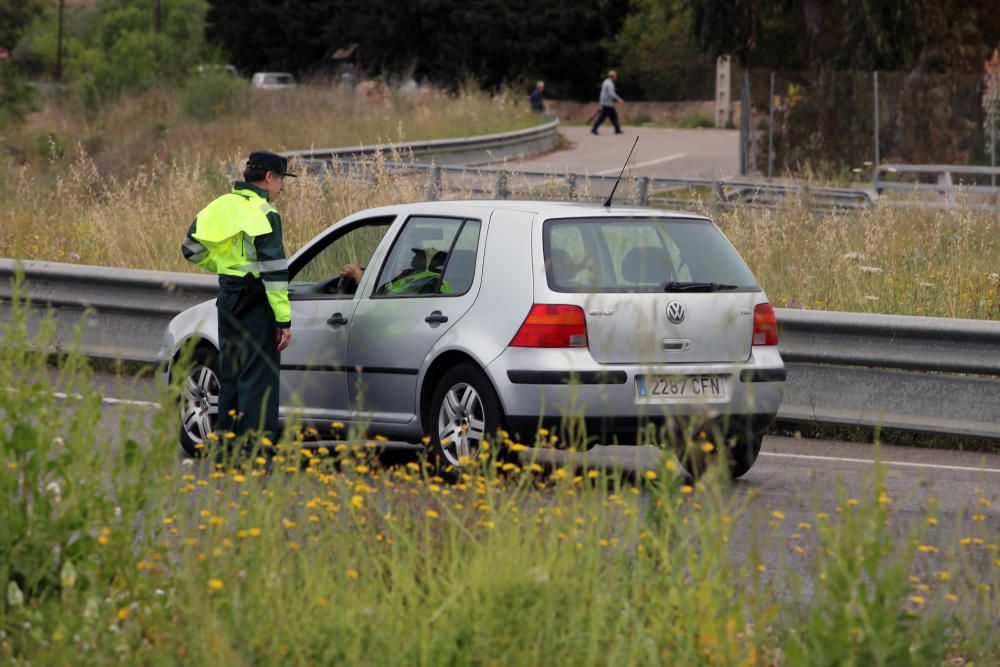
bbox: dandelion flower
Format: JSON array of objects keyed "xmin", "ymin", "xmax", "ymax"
[
  {"xmin": 644, "ymin": 470, "xmax": 657, "ymax": 481},
  {"xmin": 426, "ymin": 510, "xmax": 439, "ymax": 519},
  {"xmin": 208, "ymin": 579, "xmax": 223, "ymax": 591},
  {"xmin": 350, "ymin": 495, "xmax": 364, "ymax": 509},
  {"xmin": 117, "ymin": 607, "xmax": 130, "ymax": 620},
  {"xmin": 910, "ymin": 595, "xmax": 925, "ymax": 605},
  {"xmin": 772, "ymin": 511, "xmax": 785, "ymax": 520},
  {"xmin": 701, "ymin": 442, "xmax": 714, "ymax": 453},
  {"xmin": 681, "ymin": 484, "xmax": 694, "ymax": 494}
]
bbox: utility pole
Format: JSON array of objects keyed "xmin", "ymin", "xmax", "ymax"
[
  {"xmin": 56, "ymin": 0, "xmax": 65, "ymax": 81},
  {"xmin": 153, "ymin": 0, "xmax": 161, "ymax": 33}
]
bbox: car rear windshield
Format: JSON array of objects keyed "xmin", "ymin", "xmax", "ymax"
[{"xmin": 543, "ymin": 217, "xmax": 760, "ymax": 293}]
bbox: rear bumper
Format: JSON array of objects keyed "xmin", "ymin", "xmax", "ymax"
[{"xmin": 488, "ymin": 346, "xmax": 785, "ymax": 444}]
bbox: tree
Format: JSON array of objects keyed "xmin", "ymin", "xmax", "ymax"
[
  {"xmin": 610, "ymin": 0, "xmax": 716, "ymax": 100},
  {"xmin": 205, "ymin": 0, "xmax": 627, "ymax": 99},
  {"xmin": 0, "ymin": 0, "xmax": 44, "ymax": 51}
]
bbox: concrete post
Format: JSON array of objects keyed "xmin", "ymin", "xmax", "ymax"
[
  {"xmin": 633, "ymin": 176, "xmax": 650, "ymax": 206},
  {"xmin": 494, "ymin": 171, "xmax": 509, "ymax": 199},
  {"xmin": 715, "ymin": 56, "xmax": 732, "ymax": 128},
  {"xmin": 566, "ymin": 174, "xmax": 577, "ymax": 200},
  {"xmin": 426, "ymin": 166, "xmax": 441, "ymax": 200}
]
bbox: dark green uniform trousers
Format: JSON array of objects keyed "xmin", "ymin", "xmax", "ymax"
[{"xmin": 216, "ymin": 276, "xmax": 280, "ymax": 444}]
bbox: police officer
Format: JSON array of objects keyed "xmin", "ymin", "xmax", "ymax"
[{"xmin": 181, "ymin": 151, "xmax": 294, "ymax": 448}]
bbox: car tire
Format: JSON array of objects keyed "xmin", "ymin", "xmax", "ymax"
[
  {"xmin": 428, "ymin": 363, "xmax": 507, "ymax": 470},
  {"xmin": 177, "ymin": 347, "xmax": 220, "ymax": 458},
  {"xmin": 676, "ymin": 430, "xmax": 762, "ymax": 480},
  {"xmin": 726, "ymin": 432, "xmax": 763, "ymax": 479}
]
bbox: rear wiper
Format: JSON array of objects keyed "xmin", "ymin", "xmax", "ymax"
[{"xmin": 662, "ymin": 281, "xmax": 741, "ymax": 292}]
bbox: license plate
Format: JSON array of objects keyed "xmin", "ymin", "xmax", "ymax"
[{"xmin": 635, "ymin": 375, "xmax": 728, "ymax": 401}]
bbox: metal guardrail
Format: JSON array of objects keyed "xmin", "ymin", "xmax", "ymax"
[
  {"xmin": 285, "ymin": 119, "xmax": 561, "ymax": 167},
  {"xmin": 3, "ymin": 259, "xmax": 999, "ymax": 440},
  {"xmin": 313, "ymin": 158, "xmax": 879, "ymax": 212},
  {"xmin": 875, "ymin": 163, "xmax": 1000, "ymax": 194}
]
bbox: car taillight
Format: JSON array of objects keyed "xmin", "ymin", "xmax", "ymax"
[
  {"xmin": 510, "ymin": 304, "xmax": 588, "ymax": 348},
  {"xmin": 752, "ymin": 303, "xmax": 778, "ymax": 346}
]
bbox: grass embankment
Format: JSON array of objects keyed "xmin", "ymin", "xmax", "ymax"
[{"xmin": 1, "ymin": 290, "xmax": 998, "ymax": 665}]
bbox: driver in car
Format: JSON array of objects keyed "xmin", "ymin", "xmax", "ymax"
[{"xmin": 339, "ymin": 247, "xmax": 452, "ymax": 295}]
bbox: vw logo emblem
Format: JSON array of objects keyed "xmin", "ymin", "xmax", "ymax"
[{"xmin": 666, "ymin": 301, "xmax": 685, "ymax": 324}]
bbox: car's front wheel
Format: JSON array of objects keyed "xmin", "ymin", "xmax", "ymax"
[
  {"xmin": 178, "ymin": 347, "xmax": 220, "ymax": 457},
  {"xmin": 428, "ymin": 363, "xmax": 506, "ymax": 469}
]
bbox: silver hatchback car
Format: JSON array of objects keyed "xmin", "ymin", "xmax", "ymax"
[{"xmin": 160, "ymin": 201, "xmax": 784, "ymax": 477}]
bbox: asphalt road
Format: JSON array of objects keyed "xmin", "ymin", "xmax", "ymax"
[
  {"xmin": 496, "ymin": 125, "xmax": 740, "ymax": 180},
  {"xmin": 84, "ymin": 370, "xmax": 1000, "ymax": 530}
]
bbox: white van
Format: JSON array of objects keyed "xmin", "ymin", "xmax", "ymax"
[{"xmin": 250, "ymin": 72, "xmax": 296, "ymax": 89}]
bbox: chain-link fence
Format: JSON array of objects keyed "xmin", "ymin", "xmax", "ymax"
[{"xmin": 741, "ymin": 69, "xmax": 999, "ymax": 182}]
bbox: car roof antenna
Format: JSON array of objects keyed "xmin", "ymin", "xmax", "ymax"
[{"xmin": 603, "ymin": 136, "xmax": 639, "ymax": 208}]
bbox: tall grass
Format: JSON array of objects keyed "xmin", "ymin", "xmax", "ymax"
[
  {"xmin": 2, "ymin": 145, "xmax": 999, "ymax": 320},
  {"xmin": 1, "ymin": 287, "xmax": 997, "ymax": 664},
  {"xmin": 3, "ymin": 82, "xmax": 537, "ymax": 177}
]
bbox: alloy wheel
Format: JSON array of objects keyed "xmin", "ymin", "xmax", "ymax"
[
  {"xmin": 436, "ymin": 382, "xmax": 486, "ymax": 467},
  {"xmin": 181, "ymin": 363, "xmax": 219, "ymax": 444}
]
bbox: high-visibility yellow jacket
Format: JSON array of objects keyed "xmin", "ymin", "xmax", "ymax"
[{"xmin": 181, "ymin": 182, "xmax": 291, "ymax": 327}]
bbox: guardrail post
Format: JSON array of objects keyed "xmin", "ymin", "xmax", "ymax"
[
  {"xmin": 712, "ymin": 181, "xmax": 726, "ymax": 212},
  {"xmin": 426, "ymin": 166, "xmax": 441, "ymax": 200},
  {"xmin": 494, "ymin": 171, "xmax": 509, "ymax": 199},
  {"xmin": 566, "ymin": 174, "xmax": 577, "ymax": 200},
  {"xmin": 632, "ymin": 176, "xmax": 650, "ymax": 206}
]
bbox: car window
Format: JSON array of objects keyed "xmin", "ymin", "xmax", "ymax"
[
  {"xmin": 290, "ymin": 217, "xmax": 394, "ymax": 297},
  {"xmin": 544, "ymin": 217, "xmax": 759, "ymax": 293},
  {"xmin": 373, "ymin": 216, "xmax": 481, "ymax": 297}
]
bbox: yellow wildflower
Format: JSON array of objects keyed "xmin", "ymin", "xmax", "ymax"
[{"xmin": 208, "ymin": 579, "xmax": 223, "ymax": 591}]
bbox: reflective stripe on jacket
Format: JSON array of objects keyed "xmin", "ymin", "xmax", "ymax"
[{"xmin": 181, "ymin": 183, "xmax": 291, "ymax": 326}]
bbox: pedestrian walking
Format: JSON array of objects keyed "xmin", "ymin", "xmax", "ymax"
[
  {"xmin": 530, "ymin": 80, "xmax": 546, "ymax": 113},
  {"xmin": 181, "ymin": 151, "xmax": 294, "ymax": 453},
  {"xmin": 591, "ymin": 70, "xmax": 624, "ymax": 135}
]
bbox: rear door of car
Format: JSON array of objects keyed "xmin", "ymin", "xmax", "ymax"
[{"xmin": 346, "ymin": 208, "xmax": 487, "ymax": 424}]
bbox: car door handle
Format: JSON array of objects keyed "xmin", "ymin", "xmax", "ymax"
[
  {"xmin": 327, "ymin": 312, "xmax": 349, "ymax": 328},
  {"xmin": 425, "ymin": 310, "xmax": 448, "ymax": 324}
]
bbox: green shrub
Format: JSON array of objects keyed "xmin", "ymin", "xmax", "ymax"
[
  {"xmin": 35, "ymin": 131, "xmax": 64, "ymax": 160},
  {"xmin": 178, "ymin": 69, "xmax": 247, "ymax": 121},
  {"xmin": 0, "ymin": 62, "xmax": 35, "ymax": 125}
]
